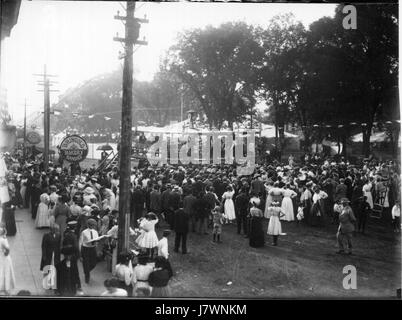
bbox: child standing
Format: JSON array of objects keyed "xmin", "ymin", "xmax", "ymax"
[
  {"xmin": 212, "ymin": 206, "xmax": 224, "ymax": 243},
  {"xmin": 157, "ymin": 230, "xmax": 171, "ymax": 260},
  {"xmin": 267, "ymin": 201, "xmax": 285, "ymax": 246}
]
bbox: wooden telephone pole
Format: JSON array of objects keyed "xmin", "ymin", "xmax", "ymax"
[
  {"xmin": 114, "ymin": 1, "xmax": 148, "ymax": 255},
  {"xmin": 34, "ymin": 65, "xmax": 58, "ymax": 171}
]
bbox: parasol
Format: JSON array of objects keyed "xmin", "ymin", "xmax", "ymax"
[{"xmin": 97, "ymin": 144, "xmax": 113, "ymax": 151}]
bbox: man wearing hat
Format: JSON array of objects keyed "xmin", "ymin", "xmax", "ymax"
[
  {"xmin": 80, "ymin": 218, "xmax": 99, "ymax": 283},
  {"xmin": 336, "ymin": 198, "xmax": 356, "ymax": 255}
]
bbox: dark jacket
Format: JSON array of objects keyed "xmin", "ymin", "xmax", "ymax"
[
  {"xmin": 235, "ymin": 192, "xmax": 249, "ymax": 216},
  {"xmin": 173, "ymin": 208, "xmax": 189, "ymax": 234},
  {"xmin": 183, "ymin": 194, "xmax": 197, "ymax": 216},
  {"xmin": 194, "ymin": 196, "xmax": 210, "ymax": 219},
  {"xmin": 204, "ymin": 192, "xmax": 218, "ymax": 211},
  {"xmin": 62, "ymin": 231, "xmax": 80, "ymax": 259},
  {"xmin": 131, "ymin": 189, "xmax": 145, "ymax": 209},
  {"xmin": 168, "ymin": 192, "xmax": 181, "ymax": 211},
  {"xmin": 148, "ymin": 269, "xmax": 170, "ymax": 287},
  {"xmin": 161, "ymin": 189, "xmax": 171, "ymax": 211},
  {"xmin": 40, "ymin": 232, "xmax": 61, "ymax": 271},
  {"xmin": 56, "ymin": 258, "xmax": 81, "ymax": 296},
  {"xmin": 149, "ymin": 190, "xmax": 162, "ymax": 213}
]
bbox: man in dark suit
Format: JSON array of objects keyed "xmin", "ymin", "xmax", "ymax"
[
  {"xmin": 235, "ymin": 187, "xmax": 249, "ymax": 236},
  {"xmin": 40, "ymin": 224, "xmax": 61, "ymax": 272},
  {"xmin": 183, "ymin": 190, "xmax": 197, "ymax": 232},
  {"xmin": 167, "ymin": 187, "xmax": 181, "ymax": 228},
  {"xmin": 194, "ymin": 192, "xmax": 210, "ymax": 235},
  {"xmin": 149, "ymin": 185, "xmax": 162, "ymax": 217},
  {"xmin": 161, "ymin": 184, "xmax": 172, "ymax": 220},
  {"xmin": 131, "ymin": 186, "xmax": 145, "ymax": 228},
  {"xmin": 173, "ymin": 206, "xmax": 189, "ymax": 254}
]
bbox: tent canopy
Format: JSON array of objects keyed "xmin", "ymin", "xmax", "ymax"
[{"xmin": 352, "ymin": 131, "xmax": 389, "ymax": 143}]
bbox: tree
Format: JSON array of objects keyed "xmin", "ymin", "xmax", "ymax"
[
  {"xmin": 257, "ymin": 14, "xmax": 307, "ymax": 157},
  {"xmin": 302, "ymin": 4, "xmax": 398, "ymax": 157},
  {"xmin": 165, "ymin": 21, "xmax": 264, "ymax": 129}
]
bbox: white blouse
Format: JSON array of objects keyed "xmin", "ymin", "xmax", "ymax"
[{"xmin": 312, "ymin": 191, "xmax": 328, "ymax": 204}]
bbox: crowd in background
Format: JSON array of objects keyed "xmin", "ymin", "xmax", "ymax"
[{"xmin": 0, "ymin": 151, "xmax": 401, "ymax": 296}]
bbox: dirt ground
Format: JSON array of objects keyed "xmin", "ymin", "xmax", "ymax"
[
  {"xmin": 78, "ymin": 158, "xmax": 400, "ymax": 298},
  {"xmin": 158, "ymin": 217, "xmax": 400, "ymax": 299}
]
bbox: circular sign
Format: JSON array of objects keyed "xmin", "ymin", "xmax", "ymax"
[
  {"xmin": 26, "ymin": 131, "xmax": 41, "ymax": 145},
  {"xmin": 59, "ymin": 135, "xmax": 88, "ymax": 163}
]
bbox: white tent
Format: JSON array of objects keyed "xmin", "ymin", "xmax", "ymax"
[
  {"xmin": 260, "ymin": 124, "xmax": 299, "ymax": 139},
  {"xmin": 351, "ymin": 131, "xmax": 389, "ymax": 143}
]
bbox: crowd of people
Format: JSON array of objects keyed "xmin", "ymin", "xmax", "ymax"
[{"xmin": 0, "ymin": 151, "xmax": 400, "ymax": 296}]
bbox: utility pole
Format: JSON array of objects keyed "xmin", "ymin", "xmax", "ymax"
[
  {"xmin": 180, "ymin": 84, "xmax": 184, "ymax": 123},
  {"xmin": 114, "ymin": 1, "xmax": 148, "ymax": 255},
  {"xmin": 34, "ymin": 65, "xmax": 58, "ymax": 172},
  {"xmin": 23, "ymin": 99, "xmax": 27, "ymax": 161}
]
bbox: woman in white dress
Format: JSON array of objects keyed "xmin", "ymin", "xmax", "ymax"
[
  {"xmin": 20, "ymin": 176, "xmax": 28, "ymax": 208},
  {"xmin": 222, "ymin": 186, "xmax": 236, "ymax": 223},
  {"xmin": 35, "ymin": 193, "xmax": 51, "ymax": 229},
  {"xmin": 267, "ymin": 202, "xmax": 285, "ymax": 246},
  {"xmin": 135, "ymin": 213, "xmax": 159, "ymax": 258},
  {"xmin": 362, "ymin": 178, "xmax": 374, "ymax": 209},
  {"xmin": 264, "ymin": 181, "xmax": 274, "ymax": 219},
  {"xmin": 0, "ymin": 224, "xmax": 16, "ymax": 294},
  {"xmin": 281, "ymin": 185, "xmax": 297, "ymax": 222}
]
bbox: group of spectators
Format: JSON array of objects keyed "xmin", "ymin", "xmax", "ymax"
[{"xmin": 0, "ymin": 150, "xmax": 400, "ymax": 296}]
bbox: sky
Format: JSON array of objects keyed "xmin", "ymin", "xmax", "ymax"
[{"xmin": 1, "ymin": 1, "xmax": 337, "ymax": 126}]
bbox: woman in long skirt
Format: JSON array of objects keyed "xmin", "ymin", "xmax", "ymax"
[
  {"xmin": 362, "ymin": 178, "xmax": 374, "ymax": 209},
  {"xmin": 0, "ymin": 224, "xmax": 16, "ymax": 295},
  {"xmin": 135, "ymin": 213, "xmax": 159, "ymax": 258},
  {"xmin": 264, "ymin": 182, "xmax": 273, "ymax": 218},
  {"xmin": 267, "ymin": 202, "xmax": 285, "ymax": 246},
  {"xmin": 281, "ymin": 185, "xmax": 297, "ymax": 221},
  {"xmin": 20, "ymin": 175, "xmax": 28, "ymax": 208},
  {"xmin": 222, "ymin": 186, "xmax": 236, "ymax": 223},
  {"xmin": 35, "ymin": 193, "xmax": 50, "ymax": 229},
  {"xmin": 249, "ymin": 201, "xmax": 264, "ymax": 248},
  {"xmin": 148, "ymin": 257, "xmax": 172, "ymax": 297}
]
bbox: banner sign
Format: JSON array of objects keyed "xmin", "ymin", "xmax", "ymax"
[{"xmin": 59, "ymin": 135, "xmax": 88, "ymax": 163}]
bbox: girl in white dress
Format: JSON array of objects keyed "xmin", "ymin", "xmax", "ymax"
[
  {"xmin": 0, "ymin": 225, "xmax": 16, "ymax": 294},
  {"xmin": 267, "ymin": 202, "xmax": 285, "ymax": 246},
  {"xmin": 362, "ymin": 179, "xmax": 374, "ymax": 209},
  {"xmin": 222, "ymin": 186, "xmax": 236, "ymax": 223},
  {"xmin": 281, "ymin": 185, "xmax": 297, "ymax": 222},
  {"xmin": 35, "ymin": 193, "xmax": 51, "ymax": 229},
  {"xmin": 135, "ymin": 213, "xmax": 159, "ymax": 258}
]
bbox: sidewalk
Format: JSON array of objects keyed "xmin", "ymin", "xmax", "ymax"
[{"xmin": 5, "ymin": 208, "xmax": 111, "ymax": 296}]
